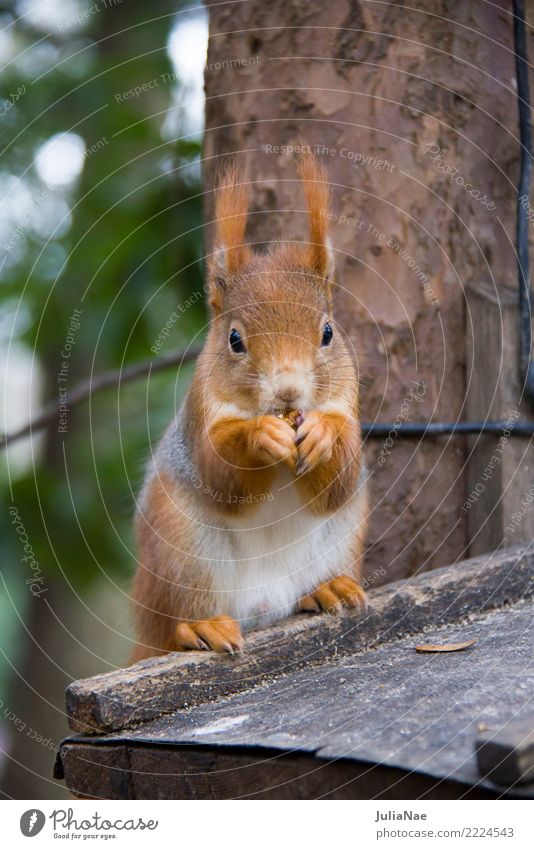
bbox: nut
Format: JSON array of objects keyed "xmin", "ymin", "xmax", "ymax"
[{"xmin": 277, "ymin": 409, "xmax": 304, "ymax": 430}]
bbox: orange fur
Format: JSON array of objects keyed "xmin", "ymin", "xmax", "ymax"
[
  {"xmin": 208, "ymin": 160, "xmax": 252, "ymax": 310},
  {"xmin": 175, "ymin": 616, "xmax": 243, "ymax": 653},
  {"xmin": 295, "ymin": 411, "xmax": 363, "ymax": 514},
  {"xmin": 299, "ymin": 151, "xmax": 332, "ymax": 280},
  {"xmin": 192, "ymin": 414, "xmax": 292, "ymax": 514},
  {"xmin": 298, "ymin": 575, "xmax": 367, "ymax": 613},
  {"xmin": 131, "ymin": 150, "xmax": 368, "ymax": 661},
  {"xmin": 132, "ymin": 472, "xmax": 216, "ymax": 662}
]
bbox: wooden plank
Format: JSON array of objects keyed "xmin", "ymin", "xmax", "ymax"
[
  {"xmin": 59, "ymin": 596, "xmax": 534, "ymax": 799},
  {"xmin": 59, "ymin": 743, "xmax": 500, "ymax": 800},
  {"xmin": 476, "ymin": 716, "xmax": 534, "ymax": 786},
  {"xmin": 65, "ymin": 544, "xmax": 534, "ymax": 734},
  {"xmin": 59, "ymin": 744, "xmax": 132, "ymax": 800},
  {"xmin": 465, "ymin": 281, "xmax": 534, "ymax": 555}
]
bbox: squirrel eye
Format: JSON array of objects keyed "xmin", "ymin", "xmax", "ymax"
[
  {"xmin": 229, "ymin": 328, "xmax": 246, "ymax": 354},
  {"xmin": 321, "ymin": 322, "xmax": 333, "ymax": 347}
]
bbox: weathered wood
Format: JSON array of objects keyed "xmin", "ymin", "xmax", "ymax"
[
  {"xmin": 476, "ymin": 716, "xmax": 534, "ymax": 786},
  {"xmin": 58, "ymin": 743, "xmax": 499, "ymax": 801},
  {"xmin": 66, "ymin": 545, "xmax": 534, "ymax": 734},
  {"xmin": 465, "ymin": 280, "xmax": 534, "ymax": 555},
  {"xmin": 58, "ymin": 589, "xmax": 534, "ymax": 799},
  {"xmin": 58, "ymin": 745, "xmax": 131, "ymax": 800}
]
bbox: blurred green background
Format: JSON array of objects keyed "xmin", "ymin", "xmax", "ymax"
[{"xmin": 0, "ymin": 0, "xmax": 207, "ymax": 797}]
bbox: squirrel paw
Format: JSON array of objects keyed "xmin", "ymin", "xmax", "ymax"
[
  {"xmin": 298, "ymin": 575, "xmax": 367, "ymax": 614},
  {"xmin": 174, "ymin": 615, "xmax": 244, "ymax": 654},
  {"xmin": 251, "ymin": 415, "xmax": 297, "ymax": 467},
  {"xmin": 295, "ymin": 411, "xmax": 337, "ymax": 474}
]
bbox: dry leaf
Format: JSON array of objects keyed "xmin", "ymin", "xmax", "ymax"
[{"xmin": 414, "ymin": 639, "xmax": 477, "ymax": 653}]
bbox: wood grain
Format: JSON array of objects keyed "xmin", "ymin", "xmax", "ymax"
[{"xmin": 66, "ymin": 544, "xmax": 534, "ymax": 734}]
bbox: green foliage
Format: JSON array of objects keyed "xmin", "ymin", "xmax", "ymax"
[{"xmin": 1, "ymin": 1, "xmax": 206, "ymax": 591}]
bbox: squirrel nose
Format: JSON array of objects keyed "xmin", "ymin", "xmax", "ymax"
[
  {"xmin": 278, "ymin": 391, "xmax": 298, "ymax": 404},
  {"xmin": 273, "ymin": 369, "xmax": 305, "ymax": 406},
  {"xmin": 276, "ymin": 386, "xmax": 300, "ymax": 405}
]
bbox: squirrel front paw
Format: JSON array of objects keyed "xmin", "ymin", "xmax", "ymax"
[
  {"xmin": 174, "ymin": 615, "xmax": 243, "ymax": 654},
  {"xmin": 298, "ymin": 575, "xmax": 367, "ymax": 614},
  {"xmin": 295, "ymin": 411, "xmax": 339, "ymax": 474},
  {"xmin": 250, "ymin": 415, "xmax": 297, "ymax": 468}
]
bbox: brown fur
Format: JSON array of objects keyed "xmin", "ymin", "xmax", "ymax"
[
  {"xmin": 191, "ymin": 414, "xmax": 291, "ymax": 513},
  {"xmin": 298, "ymin": 575, "xmax": 366, "ymax": 613},
  {"xmin": 132, "ymin": 472, "xmax": 216, "ymax": 661},
  {"xmin": 293, "ymin": 411, "xmax": 362, "ymax": 513},
  {"xmin": 131, "ymin": 152, "xmax": 368, "ymax": 662},
  {"xmin": 298, "ymin": 152, "xmax": 332, "ymax": 282},
  {"xmin": 208, "ymin": 160, "xmax": 252, "ymax": 310}
]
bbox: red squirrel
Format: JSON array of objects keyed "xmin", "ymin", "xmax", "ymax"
[{"xmin": 131, "ymin": 153, "xmax": 369, "ymax": 661}]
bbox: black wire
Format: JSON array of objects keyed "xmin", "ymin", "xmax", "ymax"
[
  {"xmin": 361, "ymin": 421, "xmax": 534, "ymax": 438},
  {"xmin": 513, "ymin": 0, "xmax": 534, "ymax": 401}
]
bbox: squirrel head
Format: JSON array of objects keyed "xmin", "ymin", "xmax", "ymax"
[{"xmin": 204, "ymin": 153, "xmax": 354, "ymax": 415}]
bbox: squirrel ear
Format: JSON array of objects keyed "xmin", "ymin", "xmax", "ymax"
[
  {"xmin": 299, "ymin": 151, "xmax": 335, "ymax": 283},
  {"xmin": 208, "ymin": 161, "xmax": 252, "ymax": 311}
]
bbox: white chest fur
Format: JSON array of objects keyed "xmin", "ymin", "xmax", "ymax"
[{"xmin": 194, "ymin": 469, "xmax": 365, "ymax": 630}]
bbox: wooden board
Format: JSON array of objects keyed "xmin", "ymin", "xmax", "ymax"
[
  {"xmin": 58, "ymin": 598, "xmax": 534, "ymax": 799},
  {"xmin": 58, "ymin": 744, "xmax": 500, "ymax": 801},
  {"xmin": 65, "ymin": 545, "xmax": 534, "ymax": 734}
]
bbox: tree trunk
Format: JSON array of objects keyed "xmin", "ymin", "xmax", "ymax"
[{"xmin": 203, "ymin": 0, "xmax": 530, "ymax": 581}]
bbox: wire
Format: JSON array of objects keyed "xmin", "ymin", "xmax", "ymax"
[
  {"xmin": 513, "ymin": 0, "xmax": 534, "ymax": 402},
  {"xmin": 3, "ymin": 11, "xmax": 534, "ymax": 449},
  {"xmin": 361, "ymin": 420, "xmax": 534, "ymax": 438}
]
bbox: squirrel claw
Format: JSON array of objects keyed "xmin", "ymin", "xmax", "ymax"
[
  {"xmin": 295, "ymin": 456, "xmax": 308, "ymax": 476},
  {"xmin": 174, "ymin": 616, "xmax": 243, "ymax": 654},
  {"xmin": 297, "ymin": 575, "xmax": 367, "ymax": 615}
]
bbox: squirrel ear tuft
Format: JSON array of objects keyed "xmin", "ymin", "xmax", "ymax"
[
  {"xmin": 299, "ymin": 151, "xmax": 335, "ymax": 283},
  {"xmin": 208, "ymin": 160, "xmax": 251, "ymax": 311}
]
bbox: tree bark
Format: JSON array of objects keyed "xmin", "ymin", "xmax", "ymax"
[{"xmin": 203, "ymin": 0, "xmax": 529, "ymax": 581}]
